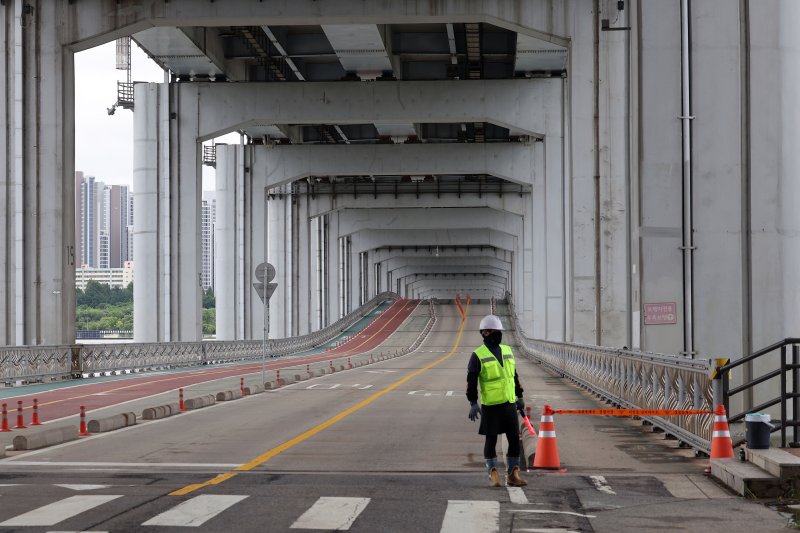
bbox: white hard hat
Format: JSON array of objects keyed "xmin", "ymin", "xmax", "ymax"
[{"xmin": 479, "ymin": 314, "xmax": 503, "ymax": 331}]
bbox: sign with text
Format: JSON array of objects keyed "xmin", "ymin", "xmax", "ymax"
[{"xmin": 644, "ymin": 302, "xmax": 677, "ymax": 325}]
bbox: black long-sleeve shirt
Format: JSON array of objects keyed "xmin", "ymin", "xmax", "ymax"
[{"xmin": 466, "ymin": 342, "xmax": 523, "ymax": 404}]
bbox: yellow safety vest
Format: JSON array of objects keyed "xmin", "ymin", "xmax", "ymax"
[{"xmin": 476, "ymin": 344, "xmax": 516, "ymax": 406}]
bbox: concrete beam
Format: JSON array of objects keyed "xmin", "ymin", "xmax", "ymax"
[
  {"xmin": 187, "ymin": 79, "xmax": 559, "ymax": 140},
  {"xmin": 350, "ymin": 228, "xmax": 517, "ymax": 256},
  {"xmin": 63, "ymin": 1, "xmax": 570, "ymax": 49},
  {"xmin": 255, "ymin": 143, "xmax": 536, "ymax": 187},
  {"xmin": 336, "ymin": 208, "xmax": 523, "ymax": 238},
  {"xmin": 308, "ymin": 192, "xmax": 528, "ymax": 218}
]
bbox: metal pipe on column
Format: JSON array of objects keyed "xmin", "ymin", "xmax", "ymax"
[
  {"xmin": 13, "ymin": 0, "xmax": 25, "ymax": 342},
  {"xmin": 680, "ymin": 0, "xmax": 695, "ymax": 357}
]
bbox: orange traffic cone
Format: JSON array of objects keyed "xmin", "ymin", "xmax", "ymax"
[
  {"xmin": 710, "ymin": 404, "xmax": 734, "ymax": 459},
  {"xmin": 704, "ymin": 404, "xmax": 734, "ymax": 475},
  {"xmin": 532, "ymin": 404, "xmax": 561, "ymax": 469}
]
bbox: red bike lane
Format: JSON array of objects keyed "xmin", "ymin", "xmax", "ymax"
[{"xmin": 0, "ymin": 299, "xmax": 420, "ymax": 423}]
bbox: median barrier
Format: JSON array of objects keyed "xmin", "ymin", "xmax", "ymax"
[
  {"xmin": 264, "ymin": 380, "xmax": 277, "ymax": 390},
  {"xmin": 183, "ymin": 394, "xmax": 216, "ymax": 410},
  {"xmin": 87, "ymin": 412, "xmax": 137, "ymax": 433},
  {"xmin": 142, "ymin": 403, "xmax": 181, "ymax": 420},
  {"xmin": 13, "ymin": 425, "xmax": 79, "ymax": 451},
  {"xmin": 244, "ymin": 384, "xmax": 264, "ymax": 395},
  {"xmin": 294, "ymin": 374, "xmax": 303, "ymax": 383},
  {"xmin": 216, "ymin": 389, "xmax": 244, "ymax": 401}
]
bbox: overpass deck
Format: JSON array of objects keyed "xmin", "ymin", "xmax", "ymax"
[{"xmin": 0, "ymin": 304, "xmax": 788, "ymax": 531}]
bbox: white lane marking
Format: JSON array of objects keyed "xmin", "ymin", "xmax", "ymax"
[
  {"xmin": 588, "ymin": 475, "xmax": 616, "ymax": 495},
  {"xmin": 364, "ymin": 370, "xmax": 397, "ymax": 374},
  {"xmin": 514, "ymin": 529, "xmax": 579, "ymax": 532},
  {"xmin": 290, "ymin": 497, "xmax": 370, "ymax": 530},
  {"xmin": 507, "ymin": 510, "xmax": 597, "ymax": 518},
  {"xmin": 0, "ymin": 495, "xmax": 122, "ymax": 526},
  {"xmin": 55, "ymin": 484, "xmax": 110, "ymax": 491},
  {"xmin": 142, "ymin": 495, "xmax": 248, "ymax": 527},
  {"xmin": 47, "ymin": 531, "xmax": 108, "ymax": 533},
  {"xmin": 440, "ymin": 500, "xmax": 499, "ymax": 533},
  {"xmin": 3, "ymin": 461, "xmax": 242, "ymax": 469},
  {"xmin": 0, "ymin": 484, "xmax": 19, "ymax": 487},
  {"xmin": 306, "ymin": 383, "xmax": 342, "ymax": 389},
  {"xmin": 507, "ymin": 487, "xmax": 529, "ymax": 504}
]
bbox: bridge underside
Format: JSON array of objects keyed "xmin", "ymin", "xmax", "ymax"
[{"xmin": 0, "ymin": 1, "xmax": 799, "ymax": 380}]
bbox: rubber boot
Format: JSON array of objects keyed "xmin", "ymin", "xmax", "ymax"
[
  {"xmin": 486, "ymin": 458, "xmax": 501, "ymax": 487},
  {"xmin": 506, "ymin": 456, "xmax": 527, "ymax": 487}
]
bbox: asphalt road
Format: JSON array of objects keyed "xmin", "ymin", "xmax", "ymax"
[{"xmin": 0, "ymin": 303, "xmax": 789, "ymax": 532}]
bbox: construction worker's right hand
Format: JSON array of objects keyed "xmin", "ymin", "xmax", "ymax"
[{"xmin": 468, "ymin": 402, "xmax": 481, "ymax": 421}]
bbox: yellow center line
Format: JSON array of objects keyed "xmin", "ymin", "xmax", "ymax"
[{"xmin": 169, "ymin": 301, "xmax": 470, "ymax": 497}]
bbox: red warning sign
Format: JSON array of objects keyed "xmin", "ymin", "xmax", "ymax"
[{"xmin": 644, "ymin": 302, "xmax": 677, "ymax": 325}]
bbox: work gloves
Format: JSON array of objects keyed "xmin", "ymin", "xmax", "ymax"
[
  {"xmin": 468, "ymin": 402, "xmax": 481, "ymax": 421},
  {"xmin": 516, "ymin": 398, "xmax": 526, "ymax": 417}
]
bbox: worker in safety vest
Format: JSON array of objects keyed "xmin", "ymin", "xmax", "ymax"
[{"xmin": 466, "ymin": 314, "xmax": 527, "ymax": 487}]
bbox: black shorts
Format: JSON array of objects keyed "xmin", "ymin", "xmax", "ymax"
[{"xmin": 478, "ymin": 402, "xmax": 520, "ymax": 437}]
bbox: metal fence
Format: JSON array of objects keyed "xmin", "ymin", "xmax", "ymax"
[
  {"xmin": 503, "ymin": 293, "xmax": 715, "ymax": 452},
  {"xmin": 1, "ymin": 292, "xmax": 399, "ymax": 384}
]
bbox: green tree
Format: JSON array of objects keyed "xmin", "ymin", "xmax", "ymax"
[
  {"xmin": 203, "ymin": 308, "xmax": 216, "ymax": 336},
  {"xmin": 203, "ymin": 288, "xmax": 215, "ymax": 309}
]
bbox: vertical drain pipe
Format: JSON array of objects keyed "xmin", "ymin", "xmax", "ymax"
[
  {"xmin": 13, "ymin": 0, "xmax": 25, "ymax": 342},
  {"xmin": 680, "ymin": 0, "xmax": 695, "ymax": 357},
  {"xmin": 593, "ymin": 0, "xmax": 602, "ymax": 345}
]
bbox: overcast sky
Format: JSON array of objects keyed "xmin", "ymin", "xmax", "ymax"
[{"xmin": 75, "ymin": 41, "xmax": 220, "ymax": 191}]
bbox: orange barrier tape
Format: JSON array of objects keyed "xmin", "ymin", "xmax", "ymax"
[{"xmin": 553, "ymin": 408, "xmax": 712, "ymax": 417}]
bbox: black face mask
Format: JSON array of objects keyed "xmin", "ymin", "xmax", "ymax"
[{"xmin": 484, "ymin": 331, "xmax": 502, "ymax": 346}]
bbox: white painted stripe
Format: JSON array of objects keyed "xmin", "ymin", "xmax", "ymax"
[
  {"xmin": 589, "ymin": 475, "xmax": 616, "ymax": 495},
  {"xmin": 507, "ymin": 509, "xmax": 596, "ymax": 518},
  {"xmin": 507, "ymin": 487, "xmax": 529, "ymax": 504},
  {"xmin": 290, "ymin": 497, "xmax": 370, "ymax": 530},
  {"xmin": 712, "ymin": 431, "xmax": 731, "ymax": 437},
  {"xmin": 3, "ymin": 461, "xmax": 242, "ymax": 468},
  {"xmin": 715, "ymin": 416, "xmax": 727, "ymax": 422},
  {"xmin": 440, "ymin": 500, "xmax": 499, "ymax": 533},
  {"xmin": 0, "ymin": 495, "xmax": 122, "ymax": 526},
  {"xmin": 142, "ymin": 495, "xmax": 248, "ymax": 527},
  {"xmin": 55, "ymin": 484, "xmax": 110, "ymax": 491},
  {"xmin": 541, "ymin": 416, "xmax": 554, "ymax": 422},
  {"xmin": 514, "ymin": 527, "xmax": 581, "ymax": 533},
  {"xmin": 539, "ymin": 431, "xmax": 556, "ymax": 438}
]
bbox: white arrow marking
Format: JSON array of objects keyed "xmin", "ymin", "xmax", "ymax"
[{"xmin": 55, "ymin": 485, "xmax": 110, "ymax": 491}]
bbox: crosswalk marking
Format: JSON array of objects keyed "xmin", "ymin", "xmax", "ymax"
[
  {"xmin": 507, "ymin": 487, "xmax": 529, "ymax": 504},
  {"xmin": 0, "ymin": 495, "xmax": 122, "ymax": 526},
  {"xmin": 55, "ymin": 484, "xmax": 110, "ymax": 491},
  {"xmin": 440, "ymin": 501, "xmax": 499, "ymax": 533},
  {"xmin": 142, "ymin": 495, "xmax": 248, "ymax": 527},
  {"xmin": 290, "ymin": 497, "xmax": 370, "ymax": 530}
]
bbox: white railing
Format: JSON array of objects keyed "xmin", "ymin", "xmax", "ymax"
[
  {"xmin": 1, "ymin": 292, "xmax": 399, "ymax": 383},
  {"xmin": 503, "ymin": 293, "xmax": 714, "ymax": 452}
]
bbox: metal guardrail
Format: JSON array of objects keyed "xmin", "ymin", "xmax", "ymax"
[
  {"xmin": 502, "ymin": 292, "xmax": 715, "ymax": 452},
  {"xmin": 717, "ymin": 338, "xmax": 800, "ymax": 447},
  {"xmin": 1, "ymin": 292, "xmax": 399, "ymax": 383}
]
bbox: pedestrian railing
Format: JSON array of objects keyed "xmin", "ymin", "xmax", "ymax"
[
  {"xmin": 0, "ymin": 292, "xmax": 399, "ymax": 384},
  {"xmin": 715, "ymin": 338, "xmax": 800, "ymax": 447},
  {"xmin": 503, "ymin": 293, "xmax": 715, "ymax": 452}
]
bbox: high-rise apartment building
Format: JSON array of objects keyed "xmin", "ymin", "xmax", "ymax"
[
  {"xmin": 201, "ymin": 192, "xmax": 216, "ymax": 291},
  {"xmin": 75, "ymin": 173, "xmax": 131, "ymax": 270}
]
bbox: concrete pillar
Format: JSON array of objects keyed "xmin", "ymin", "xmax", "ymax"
[
  {"xmin": 531, "ymin": 141, "xmax": 546, "ymax": 339},
  {"xmin": 0, "ymin": 1, "xmax": 76, "ymax": 345},
  {"xmin": 214, "ymin": 144, "xmax": 247, "ymax": 340},
  {"xmin": 569, "ymin": 0, "xmax": 599, "ymax": 344},
  {"xmin": 749, "ymin": 1, "xmax": 800, "ymax": 349},
  {"xmin": 296, "ymin": 188, "xmax": 312, "ymax": 335},
  {"xmin": 133, "ymin": 84, "xmax": 163, "ymax": 342},
  {"xmin": 134, "ymin": 82, "xmax": 204, "ymax": 342},
  {"xmin": 328, "ymin": 213, "xmax": 340, "ymax": 320}
]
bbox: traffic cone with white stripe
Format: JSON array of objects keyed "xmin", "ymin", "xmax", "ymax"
[
  {"xmin": 705, "ymin": 404, "xmax": 734, "ymax": 474},
  {"xmin": 532, "ymin": 404, "xmax": 561, "ymax": 469}
]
